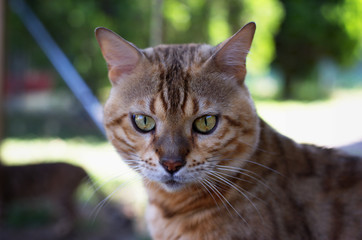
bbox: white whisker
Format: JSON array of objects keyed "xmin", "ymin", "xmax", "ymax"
[
  {"xmin": 243, "ymin": 160, "xmax": 282, "ymax": 176},
  {"xmin": 208, "ymin": 157, "xmax": 282, "ymax": 176},
  {"xmin": 89, "ymin": 174, "xmax": 141, "ymax": 222},
  {"xmin": 215, "ymin": 165, "xmax": 276, "ymax": 195},
  {"xmin": 203, "ymin": 178, "xmax": 234, "ymax": 218},
  {"xmin": 198, "ymin": 179, "xmax": 221, "ymax": 211},
  {"xmin": 213, "ymin": 166, "xmax": 254, "ymax": 184},
  {"xmin": 208, "ymin": 171, "xmax": 264, "ymax": 224},
  {"xmin": 205, "ymin": 174, "xmax": 249, "ymax": 225},
  {"xmin": 213, "ymin": 170, "xmax": 266, "ymax": 204}
]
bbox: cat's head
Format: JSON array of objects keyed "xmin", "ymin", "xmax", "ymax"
[{"xmin": 96, "ymin": 23, "xmax": 260, "ymax": 192}]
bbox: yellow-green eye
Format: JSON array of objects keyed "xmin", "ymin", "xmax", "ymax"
[
  {"xmin": 133, "ymin": 114, "xmax": 156, "ymax": 132},
  {"xmin": 193, "ymin": 115, "xmax": 217, "ymax": 134}
]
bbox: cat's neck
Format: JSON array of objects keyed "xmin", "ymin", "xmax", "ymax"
[
  {"xmin": 253, "ymin": 118, "xmax": 343, "ymax": 179},
  {"xmin": 249, "ymin": 118, "xmax": 293, "ymax": 176}
]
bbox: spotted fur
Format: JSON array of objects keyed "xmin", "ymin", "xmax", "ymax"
[{"xmin": 96, "ymin": 23, "xmax": 362, "ymax": 240}]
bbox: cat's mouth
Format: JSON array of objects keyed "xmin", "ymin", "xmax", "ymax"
[
  {"xmin": 162, "ymin": 179, "xmax": 184, "ymax": 191},
  {"xmin": 165, "ymin": 179, "xmax": 178, "ymax": 185},
  {"xmin": 157, "ymin": 173, "xmax": 189, "ymax": 191}
]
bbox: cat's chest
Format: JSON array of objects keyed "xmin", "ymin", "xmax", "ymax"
[
  {"xmin": 145, "ymin": 198, "xmax": 269, "ymax": 240},
  {"xmin": 145, "ymin": 203, "xmax": 231, "ymax": 240}
]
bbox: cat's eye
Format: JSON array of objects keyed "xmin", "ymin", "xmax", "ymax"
[
  {"xmin": 132, "ymin": 114, "xmax": 156, "ymax": 133},
  {"xmin": 193, "ymin": 115, "xmax": 217, "ymax": 134}
]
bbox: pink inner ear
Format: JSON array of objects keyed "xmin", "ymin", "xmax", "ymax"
[
  {"xmin": 105, "ymin": 43, "xmax": 140, "ymax": 68},
  {"xmin": 96, "ymin": 27, "xmax": 142, "ymax": 83},
  {"xmin": 216, "ymin": 38, "xmax": 250, "ymax": 67},
  {"xmin": 108, "ymin": 65, "xmax": 137, "ymax": 82},
  {"xmin": 102, "ymin": 41, "xmax": 141, "ymax": 81},
  {"xmin": 213, "ymin": 23, "xmax": 255, "ymax": 78}
]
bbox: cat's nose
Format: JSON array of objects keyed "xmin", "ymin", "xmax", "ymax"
[{"xmin": 160, "ymin": 158, "xmax": 186, "ymax": 175}]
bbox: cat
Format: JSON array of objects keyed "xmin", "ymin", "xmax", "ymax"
[
  {"xmin": 0, "ymin": 162, "xmax": 88, "ymax": 234},
  {"xmin": 95, "ymin": 22, "xmax": 362, "ymax": 240}
]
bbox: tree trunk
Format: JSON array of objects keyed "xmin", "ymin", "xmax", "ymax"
[
  {"xmin": 150, "ymin": 0, "xmax": 163, "ymax": 46},
  {"xmin": 0, "ymin": 0, "xmax": 6, "ymax": 164},
  {"xmin": 282, "ymin": 72, "xmax": 293, "ymax": 100},
  {"xmin": 189, "ymin": 0, "xmax": 211, "ymax": 43},
  {"xmin": 227, "ymin": 0, "xmax": 243, "ymax": 33}
]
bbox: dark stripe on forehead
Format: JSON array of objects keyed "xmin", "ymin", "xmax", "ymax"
[
  {"xmin": 153, "ymin": 48, "xmax": 162, "ymax": 63},
  {"xmin": 143, "ymin": 44, "xmax": 213, "ymax": 114},
  {"xmin": 149, "ymin": 97, "xmax": 156, "ymax": 115},
  {"xmin": 158, "ymin": 47, "xmax": 188, "ymax": 113},
  {"xmin": 160, "ymin": 83, "xmax": 168, "ymax": 111},
  {"xmin": 192, "ymin": 97, "xmax": 199, "ymax": 115},
  {"xmin": 163, "ymin": 47, "xmax": 170, "ymax": 60},
  {"xmin": 165, "ymin": 57, "xmax": 183, "ymax": 113},
  {"xmin": 156, "ymin": 66, "xmax": 168, "ymax": 111},
  {"xmin": 181, "ymin": 72, "xmax": 189, "ymax": 113},
  {"xmin": 144, "ymin": 44, "xmax": 213, "ymax": 66}
]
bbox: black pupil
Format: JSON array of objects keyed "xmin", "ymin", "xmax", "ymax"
[
  {"xmin": 204, "ymin": 117, "xmax": 208, "ymax": 126},
  {"xmin": 143, "ymin": 116, "xmax": 147, "ymax": 125}
]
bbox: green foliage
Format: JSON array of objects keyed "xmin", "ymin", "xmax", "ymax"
[
  {"xmin": 163, "ymin": 0, "xmax": 284, "ymax": 75},
  {"xmin": 273, "ymin": 0, "xmax": 362, "ymax": 99},
  {"xmin": 7, "ymin": 0, "xmax": 151, "ymax": 99},
  {"xmin": 7, "ymin": 0, "xmax": 362, "ymax": 101},
  {"xmin": 241, "ymin": 0, "xmax": 284, "ymax": 74},
  {"xmin": 322, "ymin": 0, "xmax": 362, "ymax": 59},
  {"xmin": 208, "ymin": 1, "xmax": 231, "ymax": 45},
  {"xmin": 163, "ymin": 0, "xmax": 211, "ymax": 43}
]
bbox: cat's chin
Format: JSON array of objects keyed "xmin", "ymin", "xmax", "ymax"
[{"xmin": 161, "ymin": 179, "xmax": 186, "ymax": 192}]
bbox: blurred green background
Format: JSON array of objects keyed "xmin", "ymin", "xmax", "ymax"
[
  {"xmin": 1, "ymin": 0, "xmax": 362, "ymax": 239},
  {"xmin": 6, "ymin": 0, "xmax": 362, "ymax": 104},
  {"xmin": 2, "ymin": 0, "xmax": 362, "ymax": 137}
]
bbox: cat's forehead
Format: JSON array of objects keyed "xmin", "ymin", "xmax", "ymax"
[
  {"xmin": 138, "ymin": 44, "xmax": 235, "ymax": 114},
  {"xmin": 143, "ymin": 43, "xmax": 215, "ymax": 68},
  {"xmin": 114, "ymin": 43, "xmax": 241, "ymax": 117}
]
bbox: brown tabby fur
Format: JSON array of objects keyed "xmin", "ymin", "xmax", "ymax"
[{"xmin": 95, "ymin": 23, "xmax": 362, "ymax": 239}]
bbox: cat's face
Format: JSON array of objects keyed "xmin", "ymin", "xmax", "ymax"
[{"xmin": 96, "ymin": 23, "xmax": 260, "ymax": 191}]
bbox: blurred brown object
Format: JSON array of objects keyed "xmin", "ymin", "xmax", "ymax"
[
  {"xmin": 0, "ymin": 162, "xmax": 88, "ymax": 238},
  {"xmin": 0, "ymin": 162, "xmax": 140, "ymax": 240}
]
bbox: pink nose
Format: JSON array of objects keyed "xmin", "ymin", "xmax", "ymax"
[{"xmin": 160, "ymin": 159, "xmax": 185, "ymax": 174}]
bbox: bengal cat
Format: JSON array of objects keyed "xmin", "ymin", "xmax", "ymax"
[{"xmin": 95, "ymin": 22, "xmax": 362, "ymax": 240}]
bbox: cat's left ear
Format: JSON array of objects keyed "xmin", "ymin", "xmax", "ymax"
[
  {"xmin": 95, "ymin": 27, "xmax": 143, "ymax": 84},
  {"xmin": 210, "ymin": 22, "xmax": 256, "ymax": 81}
]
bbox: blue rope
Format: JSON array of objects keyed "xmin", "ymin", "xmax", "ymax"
[{"xmin": 9, "ymin": 0, "xmax": 106, "ymax": 136}]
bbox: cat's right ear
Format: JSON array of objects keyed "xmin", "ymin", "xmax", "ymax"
[
  {"xmin": 95, "ymin": 27, "xmax": 143, "ymax": 84},
  {"xmin": 207, "ymin": 22, "xmax": 256, "ymax": 83}
]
